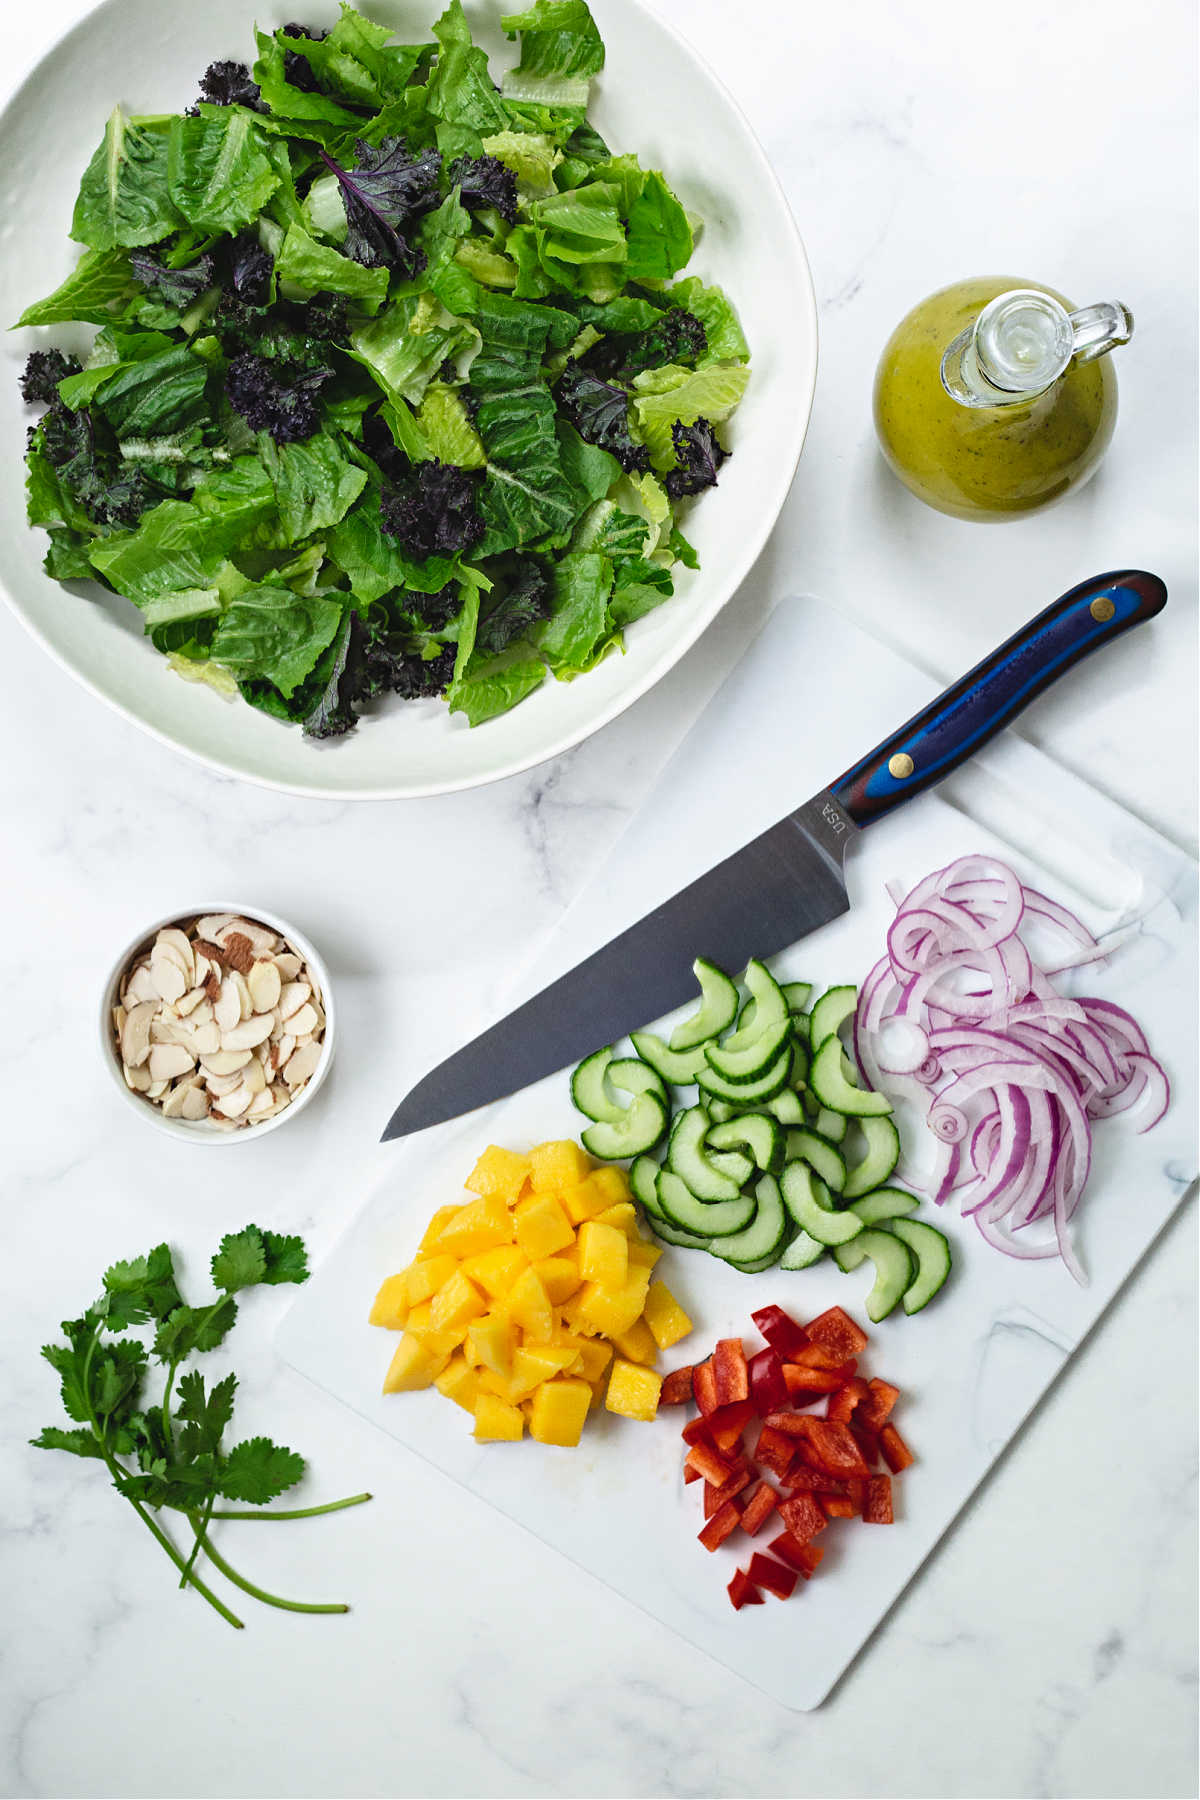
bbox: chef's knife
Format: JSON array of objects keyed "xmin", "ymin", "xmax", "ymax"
[{"xmin": 383, "ymin": 569, "xmax": 1166, "ymax": 1141}]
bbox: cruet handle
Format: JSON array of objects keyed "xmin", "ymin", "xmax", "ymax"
[{"xmin": 1069, "ymin": 301, "xmax": 1134, "ymax": 364}]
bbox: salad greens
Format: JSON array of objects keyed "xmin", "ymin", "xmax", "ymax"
[{"xmin": 16, "ymin": 0, "xmax": 750, "ymax": 738}]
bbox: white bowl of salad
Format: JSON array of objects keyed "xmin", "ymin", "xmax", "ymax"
[{"xmin": 1, "ymin": 0, "xmax": 816, "ymax": 798}]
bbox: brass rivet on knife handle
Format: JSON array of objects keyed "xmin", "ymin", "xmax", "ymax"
[
  {"xmin": 1090, "ymin": 596, "xmax": 1116, "ymax": 622},
  {"xmin": 888, "ymin": 752, "xmax": 915, "ymax": 779}
]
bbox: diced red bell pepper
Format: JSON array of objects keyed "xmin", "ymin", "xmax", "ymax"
[
  {"xmin": 712, "ymin": 1337, "xmax": 750, "ymax": 1406},
  {"xmin": 846, "ymin": 1477, "xmax": 868, "ymax": 1514},
  {"xmin": 860, "ymin": 1377, "xmax": 899, "ymax": 1429},
  {"xmin": 747, "ymin": 1346, "xmax": 789, "ymax": 1417},
  {"xmin": 707, "ymin": 1463, "xmax": 753, "ymax": 1511},
  {"xmin": 683, "ymin": 1463, "xmax": 702, "ymax": 1484},
  {"xmin": 863, "ymin": 1473, "xmax": 894, "ymax": 1523},
  {"xmin": 707, "ymin": 1398, "xmax": 755, "ymax": 1453},
  {"xmin": 747, "ymin": 1552, "xmax": 798, "ymax": 1599},
  {"xmin": 684, "ymin": 1440, "xmax": 735, "ymax": 1487},
  {"xmin": 692, "ymin": 1358, "xmax": 720, "ymax": 1416},
  {"xmin": 750, "ymin": 1304, "xmax": 810, "ymax": 1361},
  {"xmin": 784, "ymin": 1467, "xmax": 849, "ymax": 1497},
  {"xmin": 739, "ymin": 1481, "xmax": 779, "ymax": 1537},
  {"xmin": 826, "ymin": 1376, "xmax": 870, "ymax": 1422},
  {"xmin": 681, "ymin": 1416, "xmax": 713, "ymax": 1447},
  {"xmin": 782, "ymin": 1361, "xmax": 857, "ymax": 1395},
  {"xmin": 777, "ymin": 1490, "xmax": 827, "ymax": 1543},
  {"xmin": 769, "ymin": 1531, "xmax": 825, "ymax": 1576},
  {"xmin": 850, "ymin": 1424, "xmax": 881, "ymax": 1467},
  {"xmin": 698, "ymin": 1499, "xmax": 742, "ymax": 1551},
  {"xmin": 820, "ymin": 1494, "xmax": 857, "ymax": 1519},
  {"xmin": 786, "ymin": 1340, "xmax": 853, "ymax": 1372},
  {"xmin": 762, "ymin": 1409, "xmax": 816, "ymax": 1437},
  {"xmin": 879, "ymin": 1423, "xmax": 914, "ymax": 1471},
  {"xmin": 660, "ymin": 1366, "xmax": 695, "ymax": 1407},
  {"xmin": 727, "ymin": 1566, "xmax": 764, "ymax": 1609},
  {"xmin": 803, "ymin": 1305, "xmax": 869, "ymax": 1359},
  {"xmin": 801, "ymin": 1419, "xmax": 871, "ymax": 1479},
  {"xmin": 753, "ymin": 1425, "xmax": 796, "ymax": 1480}
]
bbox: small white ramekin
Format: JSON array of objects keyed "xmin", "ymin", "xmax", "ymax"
[{"xmin": 100, "ymin": 903, "xmax": 336, "ymax": 1144}]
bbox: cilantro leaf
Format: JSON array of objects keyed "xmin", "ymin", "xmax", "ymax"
[
  {"xmin": 258, "ymin": 1230, "xmax": 310, "ymax": 1286},
  {"xmin": 102, "ymin": 1242, "xmax": 183, "ymax": 1329},
  {"xmin": 176, "ymin": 1370, "xmax": 238, "ymax": 1459},
  {"xmin": 211, "ymin": 1227, "xmax": 268, "ymax": 1293},
  {"xmin": 153, "ymin": 1296, "xmax": 238, "ymax": 1362},
  {"xmin": 217, "ymin": 1437, "xmax": 306, "ymax": 1503},
  {"xmin": 31, "ymin": 1425, "xmax": 104, "ymax": 1460}
]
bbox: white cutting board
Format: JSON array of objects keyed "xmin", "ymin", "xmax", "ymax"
[{"xmin": 277, "ymin": 597, "xmax": 1198, "ymax": 1710}]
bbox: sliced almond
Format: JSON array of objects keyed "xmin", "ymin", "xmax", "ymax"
[
  {"xmin": 123, "ymin": 1061, "xmax": 152, "ymax": 1093},
  {"xmin": 120, "ymin": 1000, "xmax": 157, "ymax": 1069},
  {"xmin": 213, "ymin": 976, "xmax": 242, "ymax": 1033},
  {"xmin": 146, "ymin": 1078, "xmax": 169, "ymax": 1099},
  {"xmin": 248, "ymin": 1088, "xmax": 277, "ymax": 1117},
  {"xmin": 161, "ymin": 1077, "xmax": 202, "ymax": 1120},
  {"xmin": 278, "ymin": 981, "xmax": 311, "ymax": 1021},
  {"xmin": 287, "ymin": 1002, "xmax": 319, "ymax": 1038},
  {"xmin": 193, "ymin": 953, "xmax": 212, "ymax": 988},
  {"xmin": 213, "ymin": 1083, "xmax": 254, "ymax": 1119},
  {"xmin": 275, "ymin": 1032, "xmax": 295, "ymax": 1067},
  {"xmin": 214, "ymin": 916, "xmax": 279, "ymax": 959},
  {"xmin": 176, "ymin": 985, "xmax": 206, "ymax": 1017},
  {"xmin": 221, "ymin": 1013, "xmax": 275, "ymax": 1053},
  {"xmin": 247, "ymin": 959, "xmax": 282, "ymax": 1014},
  {"xmin": 202, "ymin": 1048, "xmax": 253, "ymax": 1077},
  {"xmin": 156, "ymin": 928, "xmax": 195, "ymax": 982},
  {"xmin": 194, "ymin": 913, "xmax": 239, "ymax": 942},
  {"xmin": 204, "ymin": 1068, "xmax": 247, "ymax": 1097},
  {"xmin": 150, "ymin": 953, "xmax": 187, "ymax": 1005},
  {"xmin": 148, "ymin": 1044, "xmax": 196, "ymax": 1082},
  {"xmin": 124, "ymin": 962, "xmax": 160, "ymax": 1005},
  {"xmin": 150, "ymin": 1016, "xmax": 194, "ymax": 1048},
  {"xmin": 232, "ymin": 970, "xmax": 253, "ymax": 1023},
  {"xmin": 242, "ymin": 1057, "xmax": 268, "ymax": 1097},
  {"xmin": 273, "ymin": 952, "xmax": 303, "ymax": 980},
  {"xmin": 181, "ymin": 1085, "xmax": 212, "ymax": 1121},
  {"xmin": 112, "ymin": 1002, "xmax": 127, "ymax": 1038},
  {"xmin": 189, "ymin": 1020, "xmax": 222, "ymax": 1057},
  {"xmin": 283, "ymin": 1041, "xmax": 321, "ymax": 1089}
]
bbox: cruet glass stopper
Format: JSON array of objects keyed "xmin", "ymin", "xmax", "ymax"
[{"xmin": 940, "ymin": 289, "xmax": 1133, "ymax": 409}]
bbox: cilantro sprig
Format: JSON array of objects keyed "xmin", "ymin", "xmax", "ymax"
[{"xmin": 33, "ymin": 1226, "xmax": 369, "ymax": 1630}]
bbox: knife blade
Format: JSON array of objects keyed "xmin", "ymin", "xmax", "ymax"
[{"xmin": 383, "ymin": 568, "xmax": 1166, "ymax": 1141}]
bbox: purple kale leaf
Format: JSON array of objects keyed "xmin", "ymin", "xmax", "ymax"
[
  {"xmin": 129, "ymin": 248, "xmax": 217, "ymax": 311},
  {"xmin": 226, "ymin": 353, "xmax": 334, "ymax": 445},
  {"xmin": 195, "ymin": 61, "xmax": 264, "ymax": 110},
  {"xmin": 663, "ymin": 417, "xmax": 727, "ymax": 499},
  {"xmin": 229, "ymin": 234, "xmax": 274, "ymax": 305},
  {"xmin": 555, "ymin": 365, "xmax": 648, "ymax": 473},
  {"xmin": 20, "ymin": 350, "xmax": 82, "ymax": 407},
  {"xmin": 582, "ymin": 308, "xmax": 707, "ymax": 384},
  {"xmin": 447, "ymin": 154, "xmax": 518, "ymax": 225},
  {"xmin": 39, "ymin": 403, "xmax": 152, "ymax": 526},
  {"xmin": 319, "ymin": 138, "xmax": 442, "ymax": 276},
  {"xmin": 477, "ymin": 560, "xmax": 551, "ymax": 654},
  {"xmin": 379, "ymin": 461, "xmax": 484, "ymax": 560},
  {"xmin": 280, "ymin": 22, "xmax": 328, "ymax": 94}
]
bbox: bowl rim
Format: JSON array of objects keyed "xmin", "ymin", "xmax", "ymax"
[
  {"xmin": 0, "ymin": 0, "xmax": 817, "ymax": 802},
  {"xmin": 100, "ymin": 902, "xmax": 336, "ymax": 1144}
]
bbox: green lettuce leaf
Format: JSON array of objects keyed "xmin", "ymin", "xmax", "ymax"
[
  {"xmin": 480, "ymin": 129, "xmax": 561, "ymax": 192},
  {"xmin": 275, "ymin": 222, "xmax": 390, "ymax": 310},
  {"xmin": 536, "ymin": 549, "xmax": 613, "ymax": 673},
  {"xmin": 610, "ymin": 555, "xmax": 673, "ymax": 627},
  {"xmin": 351, "ymin": 293, "xmax": 478, "ymax": 407},
  {"xmin": 557, "ymin": 420, "xmax": 621, "ymax": 507},
  {"xmin": 468, "ymin": 294, "xmax": 580, "ymax": 554},
  {"xmin": 211, "ymin": 587, "xmax": 345, "ymax": 696},
  {"xmin": 529, "ymin": 184, "xmax": 626, "ymax": 267},
  {"xmin": 166, "ymin": 112, "xmax": 280, "ymax": 235},
  {"xmin": 448, "ymin": 652, "xmax": 546, "ymax": 723},
  {"xmin": 62, "ymin": 337, "xmax": 210, "ymax": 439},
  {"xmin": 630, "ymin": 361, "xmax": 750, "ymax": 469},
  {"xmin": 279, "ymin": 6, "xmax": 431, "ymax": 110},
  {"xmin": 14, "ymin": 249, "xmax": 135, "ymax": 327},
  {"xmin": 501, "ymin": 1, "xmax": 605, "ymax": 77},
  {"xmin": 325, "ymin": 485, "xmax": 460, "ymax": 603},
  {"xmin": 624, "ymin": 171, "xmax": 692, "ymax": 281},
  {"xmin": 71, "ymin": 110, "xmax": 181, "ymax": 250},
  {"xmin": 251, "ymin": 33, "xmax": 367, "ymax": 135},
  {"xmin": 258, "ymin": 435, "xmax": 368, "ymax": 545},
  {"xmin": 87, "ymin": 461, "xmax": 276, "ymax": 604},
  {"xmin": 416, "ymin": 383, "xmax": 487, "ymax": 467},
  {"xmin": 665, "ymin": 277, "xmax": 750, "ymax": 364},
  {"xmin": 427, "ymin": 1, "xmax": 510, "ymax": 134}
]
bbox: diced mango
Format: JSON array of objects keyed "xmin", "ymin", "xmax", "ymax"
[
  {"xmin": 435, "ymin": 1196, "xmax": 513, "ymax": 1258},
  {"xmin": 506, "ymin": 1266, "xmax": 554, "ymax": 1341},
  {"xmin": 575, "ymin": 1338, "xmax": 613, "ymax": 1383},
  {"xmin": 530, "ymin": 1377, "xmax": 592, "ymax": 1446},
  {"xmin": 368, "ymin": 1271, "xmax": 410, "ymax": 1329},
  {"xmin": 577, "ymin": 1220, "xmax": 628, "ymax": 1289},
  {"xmin": 595, "ymin": 1202, "xmax": 640, "ymax": 1238},
  {"xmin": 627, "ymin": 1239, "xmax": 663, "ymax": 1269},
  {"xmin": 477, "ymin": 1367, "xmax": 521, "ymax": 1403},
  {"xmin": 466, "ymin": 1308, "xmax": 514, "ymax": 1375},
  {"xmin": 589, "ymin": 1164, "xmax": 632, "ymax": 1205},
  {"xmin": 418, "ymin": 1206, "xmax": 463, "ymax": 1254},
  {"xmin": 577, "ymin": 1267, "xmax": 650, "ymax": 1339},
  {"xmin": 508, "ymin": 1344, "xmax": 580, "ymax": 1400},
  {"xmin": 558, "ymin": 1176, "xmax": 613, "ymax": 1225},
  {"xmin": 408, "ymin": 1323, "xmax": 466, "ymax": 1359},
  {"xmin": 513, "ymin": 1192, "xmax": 575, "ymax": 1261},
  {"xmin": 533, "ymin": 1256, "xmax": 582, "ymax": 1304},
  {"xmin": 641, "ymin": 1280, "xmax": 694, "ymax": 1350},
  {"xmin": 461, "ymin": 1245, "xmax": 528, "ymax": 1299},
  {"xmin": 605, "ymin": 1358, "xmax": 662, "ymax": 1421},
  {"xmin": 431, "ymin": 1268, "xmax": 488, "ymax": 1333},
  {"xmin": 473, "ymin": 1393, "xmax": 525, "ymax": 1440},
  {"xmin": 406, "ymin": 1300, "xmax": 433, "ymax": 1335},
  {"xmin": 612, "ymin": 1318, "xmax": 657, "ymax": 1364},
  {"xmin": 434, "ymin": 1355, "xmax": 480, "ymax": 1412},
  {"xmin": 406, "ymin": 1254, "xmax": 460, "ymax": 1306},
  {"xmin": 382, "ymin": 1332, "xmax": 444, "ymax": 1393},
  {"xmin": 529, "ymin": 1139, "xmax": 592, "ymax": 1193},
  {"xmin": 465, "ymin": 1144, "xmax": 532, "ymax": 1202}
]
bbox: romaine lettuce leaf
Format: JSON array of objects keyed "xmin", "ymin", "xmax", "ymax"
[
  {"xmin": 666, "ymin": 277, "xmax": 750, "ymax": 364},
  {"xmin": 448, "ymin": 653, "xmax": 546, "ymax": 723},
  {"xmin": 350, "ymin": 293, "xmax": 478, "ymax": 406},
  {"xmin": 480, "ymin": 130, "xmax": 561, "ymax": 193},
  {"xmin": 88, "ymin": 471, "xmax": 275, "ymax": 604},
  {"xmin": 251, "ymin": 32, "xmax": 367, "ymax": 135},
  {"xmin": 71, "ymin": 110, "xmax": 181, "ymax": 250},
  {"xmin": 427, "ymin": 1, "xmax": 510, "ymax": 134},
  {"xmin": 610, "ymin": 555, "xmax": 673, "ymax": 627},
  {"xmin": 166, "ymin": 112, "xmax": 280, "ymax": 235},
  {"xmin": 60, "ymin": 336, "xmax": 210, "ymax": 438},
  {"xmin": 326, "ymin": 486, "xmax": 460, "ymax": 603},
  {"xmin": 416, "ymin": 382, "xmax": 487, "ymax": 467},
  {"xmin": 278, "ymin": 7, "xmax": 431, "ymax": 109},
  {"xmin": 501, "ymin": 1, "xmax": 604, "ymax": 77},
  {"xmin": 210, "ymin": 586, "xmax": 345, "ymax": 696},
  {"xmin": 275, "ymin": 222, "xmax": 390, "ymax": 310},
  {"xmin": 258, "ymin": 434, "xmax": 368, "ymax": 545},
  {"xmin": 468, "ymin": 294, "xmax": 581, "ymax": 553},
  {"xmin": 536, "ymin": 549, "xmax": 613, "ymax": 673},
  {"xmin": 15, "ymin": 249, "xmax": 136, "ymax": 327},
  {"xmin": 624, "ymin": 171, "xmax": 693, "ymax": 281},
  {"xmin": 630, "ymin": 361, "xmax": 750, "ymax": 468}
]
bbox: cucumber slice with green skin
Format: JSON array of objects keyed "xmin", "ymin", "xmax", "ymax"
[
  {"xmin": 570, "ymin": 1046, "xmax": 621, "ymax": 1123},
  {"xmin": 628, "ymin": 1154, "xmax": 664, "ymax": 1216},
  {"xmin": 834, "ymin": 1229, "xmax": 916, "ymax": 1323},
  {"xmin": 782, "ymin": 981, "xmax": 813, "ymax": 1014},
  {"xmin": 708, "ymin": 1173, "xmax": 788, "ymax": 1270},
  {"xmin": 767, "ymin": 1088, "xmax": 806, "ymax": 1126},
  {"xmin": 787, "ymin": 1040, "xmax": 810, "ymax": 1090},
  {"xmin": 888, "ymin": 1217, "xmax": 953, "ymax": 1313},
  {"xmin": 816, "ymin": 1106, "xmax": 847, "ymax": 1143},
  {"xmin": 667, "ymin": 1106, "xmax": 742, "ymax": 1201},
  {"xmin": 722, "ymin": 961, "xmax": 789, "ymax": 1052},
  {"xmin": 809, "ymin": 1036, "xmax": 893, "ymax": 1117},
  {"xmin": 581, "ymin": 1091, "xmax": 668, "ymax": 1160},
  {"xmin": 697, "ymin": 1046, "xmax": 791, "ymax": 1104},
  {"xmin": 708, "ymin": 1112, "xmax": 784, "ymax": 1174},
  {"xmin": 647, "ymin": 1211, "xmax": 713, "ymax": 1250},
  {"xmin": 849, "ymin": 1187, "xmax": 921, "ymax": 1226},
  {"xmin": 842, "ymin": 1114, "xmax": 902, "ymax": 1198},
  {"xmin": 780, "ymin": 1162, "xmax": 865, "ymax": 1247},
  {"xmin": 809, "ymin": 984, "xmax": 859, "ymax": 1051},
  {"xmin": 785, "ymin": 1128, "xmax": 848, "ymax": 1194},
  {"xmin": 790, "ymin": 1012, "xmax": 812, "ymax": 1044},
  {"xmin": 657, "ymin": 1169, "xmax": 756, "ymax": 1239},
  {"xmin": 707, "ymin": 1099, "xmax": 735, "ymax": 1124},
  {"xmin": 668, "ymin": 958, "xmax": 739, "ymax": 1052},
  {"xmin": 630, "ymin": 1030, "xmax": 708, "ymax": 1086},
  {"xmin": 779, "ymin": 1228, "xmax": 827, "ymax": 1270},
  {"xmin": 710, "ymin": 1148, "xmax": 755, "ymax": 1186},
  {"xmin": 704, "ymin": 1017, "xmax": 792, "ymax": 1084}
]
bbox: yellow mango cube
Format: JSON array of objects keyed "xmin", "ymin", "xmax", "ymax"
[
  {"xmin": 409, "ymin": 1323, "xmax": 467, "ymax": 1359},
  {"xmin": 530, "ymin": 1377, "xmax": 592, "ymax": 1446},
  {"xmin": 589, "ymin": 1165, "xmax": 632, "ymax": 1205},
  {"xmin": 642, "ymin": 1281, "xmax": 694, "ymax": 1350},
  {"xmin": 627, "ymin": 1239, "xmax": 663, "ymax": 1269},
  {"xmin": 613, "ymin": 1318, "xmax": 657, "ymax": 1364},
  {"xmin": 606, "ymin": 1358, "xmax": 662, "ymax": 1421},
  {"xmin": 595, "ymin": 1202, "xmax": 639, "ymax": 1238},
  {"xmin": 577, "ymin": 1220, "xmax": 628, "ymax": 1289},
  {"xmin": 406, "ymin": 1254, "xmax": 460, "ymax": 1307},
  {"xmin": 558, "ymin": 1176, "xmax": 613, "ymax": 1225},
  {"xmin": 418, "ymin": 1206, "xmax": 463, "ymax": 1254},
  {"xmin": 434, "ymin": 1355, "xmax": 480, "ymax": 1412},
  {"xmin": 508, "ymin": 1344, "xmax": 580, "ymax": 1400},
  {"xmin": 473, "ymin": 1393, "xmax": 524, "ymax": 1441},
  {"xmin": 466, "ymin": 1308, "xmax": 514, "ymax": 1376},
  {"xmin": 430, "ymin": 1268, "xmax": 487, "ymax": 1333},
  {"xmin": 576, "ymin": 1338, "xmax": 614, "ymax": 1383},
  {"xmin": 382, "ymin": 1332, "xmax": 443, "ymax": 1394},
  {"xmin": 533, "ymin": 1256, "xmax": 581, "ymax": 1305},
  {"xmin": 577, "ymin": 1267, "xmax": 650, "ymax": 1339},
  {"xmin": 506, "ymin": 1267, "xmax": 554, "ymax": 1342},
  {"xmin": 406, "ymin": 1300, "xmax": 433, "ymax": 1334},
  {"xmin": 529, "ymin": 1139, "xmax": 592, "ymax": 1193},
  {"xmin": 461, "ymin": 1245, "xmax": 527, "ymax": 1299},
  {"xmin": 368, "ymin": 1271, "xmax": 410, "ymax": 1329},
  {"xmin": 513, "ymin": 1192, "xmax": 575, "ymax": 1261},
  {"xmin": 435, "ymin": 1196, "xmax": 513, "ymax": 1258},
  {"xmin": 465, "ymin": 1145, "xmax": 532, "ymax": 1202}
]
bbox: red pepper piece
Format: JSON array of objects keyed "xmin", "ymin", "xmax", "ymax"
[
  {"xmin": 750, "ymin": 1304, "xmax": 810, "ymax": 1361},
  {"xmin": 802, "ymin": 1419, "xmax": 871, "ymax": 1479},
  {"xmin": 681, "ymin": 1416, "xmax": 713, "ymax": 1447},
  {"xmin": 707, "ymin": 1398, "xmax": 755, "ymax": 1453},
  {"xmin": 785, "ymin": 1469, "xmax": 849, "ymax": 1497},
  {"xmin": 708, "ymin": 1463, "xmax": 753, "ymax": 1510},
  {"xmin": 753, "ymin": 1425, "xmax": 796, "ymax": 1480},
  {"xmin": 747, "ymin": 1346, "xmax": 789, "ymax": 1417},
  {"xmin": 698, "ymin": 1499, "xmax": 742, "ymax": 1551},
  {"xmin": 851, "ymin": 1424, "xmax": 881, "ymax": 1467},
  {"xmin": 692, "ymin": 1358, "xmax": 720, "ymax": 1416},
  {"xmin": 727, "ymin": 1566, "xmax": 764, "ymax": 1609},
  {"xmin": 747, "ymin": 1552, "xmax": 798, "ymax": 1599},
  {"xmin": 859, "ymin": 1377, "xmax": 899, "ymax": 1429},
  {"xmin": 782, "ymin": 1361, "xmax": 857, "ymax": 1395},
  {"xmin": 803, "ymin": 1305, "xmax": 869, "ymax": 1359},
  {"xmin": 683, "ymin": 1463, "xmax": 701, "ymax": 1485},
  {"xmin": 739, "ymin": 1481, "xmax": 779, "ymax": 1537},
  {"xmin": 778, "ymin": 1491, "xmax": 828, "ymax": 1543},
  {"xmin": 846, "ymin": 1477, "xmax": 868, "ymax": 1514},
  {"xmin": 660, "ymin": 1366, "xmax": 695, "ymax": 1407},
  {"xmin": 820, "ymin": 1494, "xmax": 857, "ymax": 1519},
  {"xmin": 863, "ymin": 1473, "xmax": 894, "ymax": 1523},
  {"xmin": 769, "ymin": 1531, "xmax": 825, "ymax": 1576},
  {"xmin": 762, "ymin": 1410, "xmax": 816, "ymax": 1437},
  {"xmin": 712, "ymin": 1337, "xmax": 750, "ymax": 1406},
  {"xmin": 786, "ymin": 1341, "xmax": 852, "ymax": 1371},
  {"xmin": 880, "ymin": 1423, "xmax": 914, "ymax": 1472},
  {"xmin": 826, "ymin": 1376, "xmax": 870, "ymax": 1422},
  {"xmin": 684, "ymin": 1440, "xmax": 735, "ymax": 1487}
]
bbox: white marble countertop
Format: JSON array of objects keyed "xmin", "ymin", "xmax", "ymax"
[{"xmin": 2, "ymin": 1, "xmax": 1195, "ymax": 1796}]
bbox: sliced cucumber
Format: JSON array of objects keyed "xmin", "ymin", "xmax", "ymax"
[
  {"xmin": 842, "ymin": 1114, "xmax": 902, "ymax": 1198},
  {"xmin": 767, "ymin": 1088, "xmax": 806, "ymax": 1126},
  {"xmin": 707, "ymin": 1099, "xmax": 734, "ymax": 1124},
  {"xmin": 848, "ymin": 1186, "xmax": 920, "ymax": 1226},
  {"xmin": 722, "ymin": 960, "xmax": 788, "ymax": 1051},
  {"xmin": 708, "ymin": 1173, "xmax": 789, "ymax": 1271},
  {"xmin": 697, "ymin": 1046, "xmax": 791, "ymax": 1105},
  {"xmin": 809, "ymin": 984, "xmax": 859, "ymax": 1051},
  {"xmin": 708, "ymin": 1112, "xmax": 784, "ymax": 1174},
  {"xmin": 816, "ymin": 1106, "xmax": 847, "ymax": 1143},
  {"xmin": 709, "ymin": 1147, "xmax": 755, "ymax": 1186},
  {"xmin": 666, "ymin": 1106, "xmax": 742, "ymax": 1201},
  {"xmin": 570, "ymin": 1046, "xmax": 622, "ymax": 1123},
  {"xmin": 782, "ymin": 981, "xmax": 813, "ymax": 1014},
  {"xmin": 657, "ymin": 1169, "xmax": 756, "ymax": 1239},
  {"xmin": 785, "ymin": 1127, "xmax": 848, "ymax": 1194},
  {"xmin": 787, "ymin": 1039, "xmax": 810, "ymax": 1090},
  {"xmin": 809, "ymin": 1036, "xmax": 892, "ymax": 1117},
  {"xmin": 628, "ymin": 1154, "xmax": 664, "ymax": 1216},
  {"xmin": 790, "ymin": 1012, "xmax": 812, "ymax": 1044},
  {"xmin": 668, "ymin": 957, "xmax": 739, "ymax": 1052},
  {"xmin": 581, "ymin": 1089, "xmax": 668, "ymax": 1160},
  {"xmin": 888, "ymin": 1217, "xmax": 953, "ymax": 1313},
  {"xmin": 647, "ymin": 1212, "xmax": 713, "ymax": 1250},
  {"xmin": 630, "ymin": 1030, "xmax": 708, "ymax": 1086},
  {"xmin": 780, "ymin": 1162, "xmax": 864, "ymax": 1247},
  {"xmin": 704, "ymin": 1017, "xmax": 792, "ymax": 1084},
  {"xmin": 833, "ymin": 1229, "xmax": 916, "ymax": 1323},
  {"xmin": 779, "ymin": 1228, "xmax": 826, "ymax": 1270}
]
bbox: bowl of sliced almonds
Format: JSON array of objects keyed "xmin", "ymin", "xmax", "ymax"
[{"xmin": 102, "ymin": 906, "xmax": 334, "ymax": 1141}]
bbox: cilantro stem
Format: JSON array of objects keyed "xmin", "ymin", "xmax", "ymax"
[
  {"xmin": 188, "ymin": 1521, "xmax": 349, "ymax": 1613},
  {"xmin": 161, "ymin": 1355, "xmax": 182, "ymax": 1452},
  {"xmin": 208, "ymin": 1492, "xmax": 373, "ymax": 1520},
  {"xmin": 179, "ymin": 1487, "xmax": 217, "ymax": 1587}
]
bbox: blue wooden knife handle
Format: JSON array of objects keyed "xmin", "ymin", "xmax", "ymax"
[{"xmin": 829, "ymin": 569, "xmax": 1167, "ymax": 827}]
